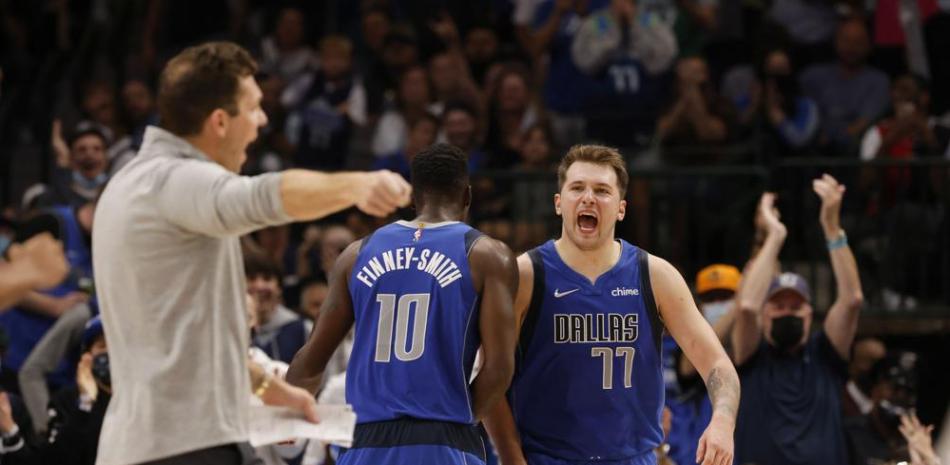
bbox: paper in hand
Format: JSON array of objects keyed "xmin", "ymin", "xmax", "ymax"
[{"xmin": 248, "ymin": 404, "xmax": 356, "ymax": 448}]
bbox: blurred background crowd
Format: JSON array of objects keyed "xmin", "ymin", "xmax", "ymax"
[{"xmin": 0, "ymin": 0, "xmax": 948, "ymax": 464}]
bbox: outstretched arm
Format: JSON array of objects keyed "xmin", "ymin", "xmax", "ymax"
[
  {"xmin": 285, "ymin": 240, "xmax": 360, "ymax": 394},
  {"xmin": 815, "ymin": 175, "xmax": 864, "ymax": 359},
  {"xmin": 483, "ymin": 254, "xmax": 534, "ymax": 465},
  {"xmin": 651, "ymin": 255, "xmax": 738, "ymax": 465},
  {"xmin": 732, "ymin": 193, "xmax": 786, "ymax": 366},
  {"xmin": 469, "ymin": 238, "xmax": 518, "ymax": 421}
]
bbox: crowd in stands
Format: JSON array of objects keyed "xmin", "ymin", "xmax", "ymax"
[{"xmin": 0, "ymin": 0, "xmax": 949, "ymax": 464}]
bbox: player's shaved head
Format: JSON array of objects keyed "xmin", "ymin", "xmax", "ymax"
[{"xmin": 411, "ymin": 143, "xmax": 470, "ymax": 202}]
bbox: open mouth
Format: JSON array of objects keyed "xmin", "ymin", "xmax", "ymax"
[{"xmin": 577, "ymin": 212, "xmax": 598, "ymax": 233}]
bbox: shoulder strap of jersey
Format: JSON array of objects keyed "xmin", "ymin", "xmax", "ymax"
[
  {"xmin": 464, "ymin": 228, "xmax": 484, "ymax": 256},
  {"xmin": 637, "ymin": 247, "xmax": 663, "ymax": 354},
  {"xmin": 516, "ymin": 247, "xmax": 546, "ymax": 364}
]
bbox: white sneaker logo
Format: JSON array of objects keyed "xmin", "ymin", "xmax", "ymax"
[{"xmin": 554, "ymin": 288, "xmax": 580, "ymax": 298}]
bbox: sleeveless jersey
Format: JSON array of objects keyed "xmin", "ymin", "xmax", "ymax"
[
  {"xmin": 509, "ymin": 240, "xmax": 664, "ymax": 461},
  {"xmin": 347, "ymin": 220, "xmax": 483, "ymax": 425}
]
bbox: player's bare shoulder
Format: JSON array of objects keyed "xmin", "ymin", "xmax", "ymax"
[{"xmin": 468, "ymin": 236, "xmax": 518, "ymax": 292}]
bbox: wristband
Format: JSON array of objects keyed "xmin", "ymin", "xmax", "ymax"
[{"xmin": 826, "ymin": 230, "xmax": 847, "ymax": 251}]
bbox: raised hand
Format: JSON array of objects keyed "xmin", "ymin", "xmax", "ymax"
[
  {"xmin": 812, "ymin": 174, "xmax": 845, "ymax": 238},
  {"xmin": 756, "ymin": 192, "xmax": 786, "ymax": 238},
  {"xmin": 899, "ymin": 413, "xmax": 939, "ymax": 465}
]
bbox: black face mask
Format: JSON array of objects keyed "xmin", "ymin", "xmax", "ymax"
[
  {"xmin": 770, "ymin": 315, "xmax": 804, "ymax": 351},
  {"xmin": 92, "ymin": 352, "xmax": 111, "ymax": 389}
]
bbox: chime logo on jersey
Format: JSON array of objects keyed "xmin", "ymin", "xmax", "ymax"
[
  {"xmin": 553, "ymin": 313, "xmax": 638, "ymax": 343},
  {"xmin": 611, "ymin": 287, "xmax": 639, "ymax": 297}
]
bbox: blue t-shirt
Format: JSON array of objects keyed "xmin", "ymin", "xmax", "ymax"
[
  {"xmin": 347, "ymin": 220, "xmax": 483, "ymax": 424},
  {"xmin": 734, "ymin": 330, "xmax": 849, "ymax": 465},
  {"xmin": 509, "ymin": 240, "xmax": 664, "ymax": 462},
  {"xmin": 799, "ymin": 64, "xmax": 889, "ymax": 150},
  {"xmin": 532, "ymin": 0, "xmax": 609, "ymax": 114}
]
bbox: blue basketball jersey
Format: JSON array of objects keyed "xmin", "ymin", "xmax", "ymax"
[
  {"xmin": 509, "ymin": 240, "xmax": 664, "ymax": 462},
  {"xmin": 347, "ymin": 220, "xmax": 483, "ymax": 425}
]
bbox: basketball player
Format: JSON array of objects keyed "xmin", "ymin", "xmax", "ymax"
[
  {"xmin": 484, "ymin": 145, "xmax": 740, "ymax": 465},
  {"xmin": 286, "ymin": 143, "xmax": 518, "ymax": 465}
]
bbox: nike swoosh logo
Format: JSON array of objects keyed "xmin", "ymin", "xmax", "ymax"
[{"xmin": 554, "ymin": 288, "xmax": 579, "ymax": 298}]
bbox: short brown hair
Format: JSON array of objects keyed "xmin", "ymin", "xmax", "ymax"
[
  {"xmin": 557, "ymin": 145, "xmax": 629, "ymax": 196},
  {"xmin": 158, "ymin": 41, "xmax": 258, "ymax": 136},
  {"xmin": 243, "ymin": 250, "xmax": 282, "ymax": 281}
]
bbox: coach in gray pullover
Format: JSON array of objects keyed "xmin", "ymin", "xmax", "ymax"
[{"xmin": 92, "ymin": 42, "xmax": 409, "ymax": 465}]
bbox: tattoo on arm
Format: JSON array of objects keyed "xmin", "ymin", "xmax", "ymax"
[{"xmin": 706, "ymin": 366, "xmax": 740, "ymax": 420}]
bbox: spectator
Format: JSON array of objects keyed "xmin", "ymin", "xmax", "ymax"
[
  {"xmin": 635, "ymin": 0, "xmax": 718, "ymax": 57},
  {"xmin": 759, "ymin": 48, "xmax": 821, "ymax": 154},
  {"xmin": 18, "ymin": 299, "xmax": 97, "ymax": 434},
  {"xmin": 0, "ymin": 234, "xmax": 68, "ymax": 311},
  {"xmin": 119, "ymin": 78, "xmax": 158, "ymax": 151},
  {"xmin": 656, "ymin": 57, "xmax": 731, "ymax": 154},
  {"xmin": 428, "ymin": 49, "xmax": 482, "ymax": 116},
  {"xmin": 244, "ymin": 73, "xmax": 293, "ymax": 175},
  {"xmin": 512, "ymin": 0, "xmax": 606, "ymax": 148},
  {"xmin": 440, "ymin": 101, "xmax": 485, "ymax": 171},
  {"xmin": 572, "ymin": 0, "xmax": 677, "ymax": 146},
  {"xmin": 464, "ymin": 24, "xmax": 501, "ymax": 85},
  {"xmin": 767, "ymin": 0, "xmax": 838, "ymax": 66},
  {"xmin": 245, "ymin": 252, "xmax": 310, "ymax": 365},
  {"xmin": 112, "ymin": 79, "xmax": 159, "ymax": 173},
  {"xmin": 510, "ymin": 123, "xmax": 557, "ymax": 251},
  {"xmin": 484, "ymin": 64, "xmax": 540, "ymax": 169},
  {"xmin": 285, "ymin": 35, "xmax": 367, "ymax": 170},
  {"xmin": 353, "ymin": 6, "xmax": 394, "ymax": 117},
  {"xmin": 844, "ymin": 351, "xmax": 941, "ymax": 465},
  {"xmin": 317, "ymin": 225, "xmax": 356, "ymax": 280},
  {"xmin": 663, "ymin": 263, "xmax": 741, "ymax": 465},
  {"xmin": 861, "ymin": 74, "xmax": 939, "ymax": 162},
  {"xmin": 732, "ymin": 182, "xmax": 864, "ymax": 465},
  {"xmin": 0, "ymin": 201, "xmax": 95, "ymax": 390},
  {"xmin": 298, "ymin": 278, "xmax": 328, "ymax": 321},
  {"xmin": 371, "ymin": 65, "xmax": 435, "ymax": 158},
  {"xmin": 42, "ymin": 123, "xmax": 110, "ymax": 208},
  {"xmin": 801, "ymin": 19, "xmax": 890, "ymax": 155},
  {"xmin": 374, "ymin": 112, "xmax": 439, "ymax": 180},
  {"xmin": 0, "ymin": 316, "xmax": 110, "ymax": 465},
  {"xmin": 258, "ymin": 7, "xmax": 318, "ymax": 86},
  {"xmin": 843, "ymin": 337, "xmax": 888, "ymax": 418},
  {"xmin": 79, "ymin": 83, "xmax": 124, "ymax": 152},
  {"xmin": 376, "ymin": 25, "xmax": 422, "ymax": 96}
]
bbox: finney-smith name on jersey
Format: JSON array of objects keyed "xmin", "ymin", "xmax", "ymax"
[{"xmin": 355, "ymin": 246, "xmax": 464, "ymax": 289}]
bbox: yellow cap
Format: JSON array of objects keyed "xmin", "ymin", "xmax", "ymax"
[{"xmin": 695, "ymin": 264, "xmax": 741, "ymax": 295}]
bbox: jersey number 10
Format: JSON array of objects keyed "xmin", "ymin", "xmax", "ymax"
[{"xmin": 374, "ymin": 293, "xmax": 431, "ymax": 362}]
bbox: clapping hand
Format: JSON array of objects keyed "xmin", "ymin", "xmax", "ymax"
[
  {"xmin": 899, "ymin": 412, "xmax": 939, "ymax": 465},
  {"xmin": 812, "ymin": 174, "xmax": 844, "ymax": 238}
]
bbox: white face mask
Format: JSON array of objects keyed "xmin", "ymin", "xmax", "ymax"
[{"xmin": 701, "ymin": 300, "xmax": 732, "ymax": 324}]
